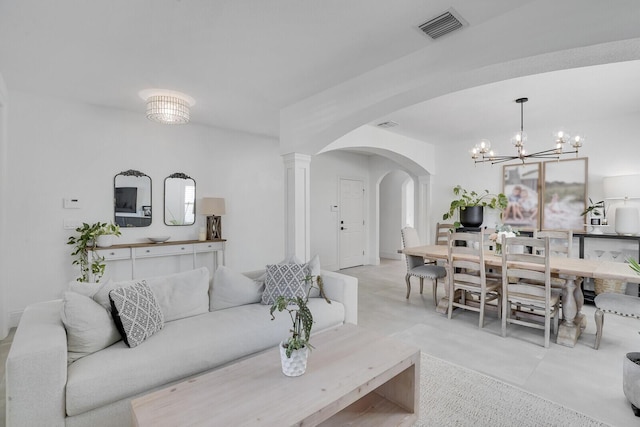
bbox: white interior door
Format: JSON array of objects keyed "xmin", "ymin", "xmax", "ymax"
[{"xmin": 339, "ymin": 178, "xmax": 365, "ymax": 269}]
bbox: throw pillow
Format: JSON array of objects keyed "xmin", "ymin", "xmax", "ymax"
[
  {"xmin": 306, "ymin": 254, "xmax": 321, "ymax": 298},
  {"xmin": 93, "ymin": 268, "xmax": 210, "ymax": 322},
  {"xmin": 60, "ymin": 291, "xmax": 121, "ymax": 364},
  {"xmin": 67, "ymin": 280, "xmax": 103, "ymax": 298},
  {"xmin": 261, "ymin": 263, "xmax": 308, "ymax": 305},
  {"xmin": 210, "ymin": 265, "xmax": 264, "ymax": 311},
  {"xmin": 109, "ymin": 281, "xmax": 164, "ymax": 348}
]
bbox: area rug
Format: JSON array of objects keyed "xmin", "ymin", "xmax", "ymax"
[{"xmin": 415, "ymin": 353, "xmax": 610, "ymax": 427}]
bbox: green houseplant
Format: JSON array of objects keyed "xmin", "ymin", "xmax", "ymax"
[
  {"xmin": 270, "ymin": 275, "xmax": 331, "ymax": 376},
  {"xmin": 581, "ymin": 198, "xmax": 607, "ymax": 225},
  {"xmin": 67, "ymin": 222, "xmax": 121, "ymax": 282},
  {"xmin": 442, "ymin": 185, "xmax": 508, "ymax": 229}
]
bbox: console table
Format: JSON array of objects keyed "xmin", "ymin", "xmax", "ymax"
[{"xmin": 87, "ymin": 239, "xmax": 226, "ymax": 281}]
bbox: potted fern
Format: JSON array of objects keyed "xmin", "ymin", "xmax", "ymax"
[
  {"xmin": 67, "ymin": 222, "xmax": 121, "ymax": 282},
  {"xmin": 442, "ymin": 185, "xmax": 508, "ymax": 229},
  {"xmin": 270, "ymin": 275, "xmax": 330, "ymax": 376}
]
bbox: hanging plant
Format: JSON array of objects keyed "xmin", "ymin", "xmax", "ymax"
[{"xmin": 67, "ymin": 222, "xmax": 121, "ymax": 282}]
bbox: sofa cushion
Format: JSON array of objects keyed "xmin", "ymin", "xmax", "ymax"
[
  {"xmin": 65, "ymin": 298, "xmax": 345, "ymax": 417},
  {"xmin": 94, "ymin": 268, "xmax": 210, "ymax": 322},
  {"xmin": 60, "ymin": 291, "xmax": 121, "ymax": 364},
  {"xmin": 261, "ymin": 263, "xmax": 308, "ymax": 305},
  {"xmin": 210, "ymin": 265, "xmax": 264, "ymax": 311},
  {"xmin": 109, "ymin": 281, "xmax": 164, "ymax": 348}
]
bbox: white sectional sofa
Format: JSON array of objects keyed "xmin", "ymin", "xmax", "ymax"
[{"xmin": 5, "ymin": 266, "xmax": 358, "ymax": 427}]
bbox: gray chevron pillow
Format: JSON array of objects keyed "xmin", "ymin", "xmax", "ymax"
[
  {"xmin": 261, "ymin": 263, "xmax": 308, "ymax": 305},
  {"xmin": 109, "ymin": 281, "xmax": 164, "ymax": 348}
]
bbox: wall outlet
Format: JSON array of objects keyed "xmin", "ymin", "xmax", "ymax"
[{"xmin": 63, "ymin": 219, "xmax": 82, "ymax": 230}]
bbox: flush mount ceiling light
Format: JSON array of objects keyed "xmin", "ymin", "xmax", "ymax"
[
  {"xmin": 470, "ymin": 97, "xmax": 585, "ymax": 165},
  {"xmin": 139, "ymin": 89, "xmax": 195, "ymax": 125}
]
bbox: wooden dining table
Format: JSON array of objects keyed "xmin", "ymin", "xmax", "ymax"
[{"xmin": 402, "ymin": 244, "xmax": 640, "ymax": 347}]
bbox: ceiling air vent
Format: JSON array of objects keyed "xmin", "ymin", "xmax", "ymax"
[
  {"xmin": 376, "ymin": 121, "xmax": 398, "ymax": 129},
  {"xmin": 418, "ymin": 9, "xmax": 466, "ymax": 40}
]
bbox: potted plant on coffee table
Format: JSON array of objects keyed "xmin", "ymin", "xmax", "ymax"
[
  {"xmin": 442, "ymin": 185, "xmax": 508, "ymax": 229},
  {"xmin": 67, "ymin": 222, "xmax": 121, "ymax": 282},
  {"xmin": 270, "ymin": 276, "xmax": 330, "ymax": 377}
]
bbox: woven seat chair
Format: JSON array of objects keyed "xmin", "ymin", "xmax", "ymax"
[{"xmin": 401, "ymin": 227, "xmax": 446, "ymax": 304}]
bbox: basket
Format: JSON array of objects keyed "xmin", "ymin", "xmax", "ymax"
[{"xmin": 594, "ymin": 278, "xmax": 627, "ymax": 295}]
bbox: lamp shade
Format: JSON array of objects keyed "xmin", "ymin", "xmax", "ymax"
[
  {"xmin": 201, "ymin": 198, "xmax": 226, "ymax": 216},
  {"xmin": 603, "ymin": 174, "xmax": 640, "ymax": 235},
  {"xmin": 603, "ymin": 174, "xmax": 640, "ymax": 200}
]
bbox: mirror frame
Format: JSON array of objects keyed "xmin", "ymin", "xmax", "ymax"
[
  {"xmin": 164, "ymin": 172, "xmax": 196, "ymax": 226},
  {"xmin": 114, "ymin": 169, "xmax": 152, "ymax": 228}
]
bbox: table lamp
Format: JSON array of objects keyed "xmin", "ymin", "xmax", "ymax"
[
  {"xmin": 201, "ymin": 197, "xmax": 226, "ymax": 240},
  {"xmin": 603, "ymin": 174, "xmax": 640, "ymax": 235}
]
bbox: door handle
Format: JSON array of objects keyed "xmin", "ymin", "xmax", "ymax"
[{"xmin": 341, "ymin": 227, "xmax": 347, "ymax": 230}]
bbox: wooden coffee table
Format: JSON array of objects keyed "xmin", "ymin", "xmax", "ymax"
[{"xmin": 131, "ymin": 324, "xmax": 420, "ymax": 426}]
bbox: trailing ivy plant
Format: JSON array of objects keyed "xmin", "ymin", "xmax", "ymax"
[
  {"xmin": 270, "ymin": 275, "xmax": 331, "ymax": 358},
  {"xmin": 67, "ymin": 222, "xmax": 121, "ymax": 282}
]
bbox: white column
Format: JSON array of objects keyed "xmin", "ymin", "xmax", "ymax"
[
  {"xmin": 0, "ymin": 78, "xmax": 8, "ymax": 338},
  {"xmin": 417, "ymin": 175, "xmax": 431, "ymax": 244},
  {"xmin": 283, "ymin": 153, "xmax": 311, "ymax": 261}
]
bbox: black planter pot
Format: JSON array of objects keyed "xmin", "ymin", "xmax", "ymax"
[{"xmin": 460, "ymin": 206, "xmax": 484, "ymax": 228}]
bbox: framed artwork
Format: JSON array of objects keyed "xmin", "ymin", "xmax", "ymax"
[
  {"xmin": 541, "ymin": 158, "xmax": 588, "ymax": 231},
  {"xmin": 502, "ymin": 163, "xmax": 541, "ymax": 230}
]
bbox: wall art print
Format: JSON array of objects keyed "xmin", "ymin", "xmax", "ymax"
[
  {"xmin": 502, "ymin": 163, "xmax": 541, "ymax": 231},
  {"xmin": 541, "ymin": 158, "xmax": 587, "ymax": 231}
]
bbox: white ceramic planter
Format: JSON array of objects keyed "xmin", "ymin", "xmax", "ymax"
[
  {"xmin": 279, "ymin": 342, "xmax": 309, "ymax": 377},
  {"xmin": 623, "ymin": 352, "xmax": 640, "ymax": 416},
  {"xmin": 96, "ymin": 235, "xmax": 114, "ymax": 248}
]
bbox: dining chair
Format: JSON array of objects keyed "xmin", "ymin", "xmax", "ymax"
[
  {"xmin": 501, "ymin": 236, "xmax": 561, "ymax": 348},
  {"xmin": 447, "ymin": 231, "xmax": 501, "ymax": 328},
  {"xmin": 533, "ymin": 229, "xmax": 573, "ymax": 257},
  {"xmin": 435, "ymin": 222, "xmax": 454, "ymax": 245},
  {"xmin": 401, "ymin": 227, "xmax": 447, "ymax": 303}
]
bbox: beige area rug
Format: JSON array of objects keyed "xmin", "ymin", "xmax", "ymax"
[{"xmin": 415, "ymin": 353, "xmax": 610, "ymax": 427}]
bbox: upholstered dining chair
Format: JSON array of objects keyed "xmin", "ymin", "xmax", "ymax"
[
  {"xmin": 447, "ymin": 231, "xmax": 501, "ymax": 328},
  {"xmin": 501, "ymin": 236, "xmax": 561, "ymax": 348},
  {"xmin": 401, "ymin": 227, "xmax": 447, "ymax": 304}
]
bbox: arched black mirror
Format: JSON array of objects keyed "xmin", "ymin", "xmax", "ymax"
[
  {"xmin": 164, "ymin": 173, "xmax": 196, "ymax": 226},
  {"xmin": 114, "ymin": 169, "xmax": 152, "ymax": 227}
]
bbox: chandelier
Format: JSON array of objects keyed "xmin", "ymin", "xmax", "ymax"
[
  {"xmin": 470, "ymin": 97, "xmax": 585, "ymax": 165},
  {"xmin": 139, "ymin": 89, "xmax": 195, "ymax": 125}
]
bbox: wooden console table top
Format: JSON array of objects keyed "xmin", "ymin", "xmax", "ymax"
[
  {"xmin": 131, "ymin": 324, "xmax": 420, "ymax": 426},
  {"xmin": 87, "ymin": 239, "xmax": 226, "ymax": 251}
]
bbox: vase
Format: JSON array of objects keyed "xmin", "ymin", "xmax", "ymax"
[
  {"xmin": 279, "ymin": 342, "xmax": 309, "ymax": 377},
  {"xmin": 623, "ymin": 352, "xmax": 640, "ymax": 416},
  {"xmin": 494, "ymin": 243, "xmax": 502, "ymax": 255},
  {"xmin": 460, "ymin": 206, "xmax": 483, "ymax": 228},
  {"xmin": 96, "ymin": 235, "xmax": 113, "ymax": 248}
]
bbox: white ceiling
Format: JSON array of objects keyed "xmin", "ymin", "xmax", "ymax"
[{"xmin": 1, "ymin": 0, "xmax": 639, "ymax": 141}]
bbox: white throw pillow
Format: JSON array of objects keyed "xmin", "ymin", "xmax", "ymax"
[
  {"xmin": 68, "ymin": 280, "xmax": 105, "ymax": 298},
  {"xmin": 306, "ymin": 254, "xmax": 321, "ymax": 297},
  {"xmin": 93, "ymin": 268, "xmax": 210, "ymax": 322},
  {"xmin": 60, "ymin": 291, "xmax": 121, "ymax": 364},
  {"xmin": 210, "ymin": 265, "xmax": 264, "ymax": 311}
]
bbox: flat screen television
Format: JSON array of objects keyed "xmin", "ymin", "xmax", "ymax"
[{"xmin": 115, "ymin": 187, "xmax": 137, "ymax": 213}]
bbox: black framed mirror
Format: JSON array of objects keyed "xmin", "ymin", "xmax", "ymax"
[
  {"xmin": 164, "ymin": 173, "xmax": 196, "ymax": 226},
  {"xmin": 114, "ymin": 169, "xmax": 152, "ymax": 227}
]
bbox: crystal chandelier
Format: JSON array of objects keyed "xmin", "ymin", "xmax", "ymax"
[
  {"xmin": 470, "ymin": 97, "xmax": 585, "ymax": 165},
  {"xmin": 139, "ymin": 89, "xmax": 195, "ymax": 125}
]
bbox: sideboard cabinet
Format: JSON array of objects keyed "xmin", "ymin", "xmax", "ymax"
[{"xmin": 87, "ymin": 239, "xmax": 226, "ymax": 282}]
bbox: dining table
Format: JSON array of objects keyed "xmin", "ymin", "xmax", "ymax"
[{"xmin": 402, "ymin": 244, "xmax": 640, "ymax": 347}]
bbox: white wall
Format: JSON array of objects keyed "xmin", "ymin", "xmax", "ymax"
[
  {"xmin": 379, "ymin": 170, "xmax": 409, "ymax": 260},
  {"xmin": 309, "ymin": 150, "xmax": 370, "ymax": 271},
  {"xmin": 5, "ymin": 91, "xmax": 284, "ymax": 323}
]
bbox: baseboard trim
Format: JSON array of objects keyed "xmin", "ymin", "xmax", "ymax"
[{"xmin": 379, "ymin": 252, "xmax": 402, "ymax": 261}]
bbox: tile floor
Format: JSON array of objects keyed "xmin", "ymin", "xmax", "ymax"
[{"xmin": 344, "ymin": 259, "xmax": 639, "ymax": 427}]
